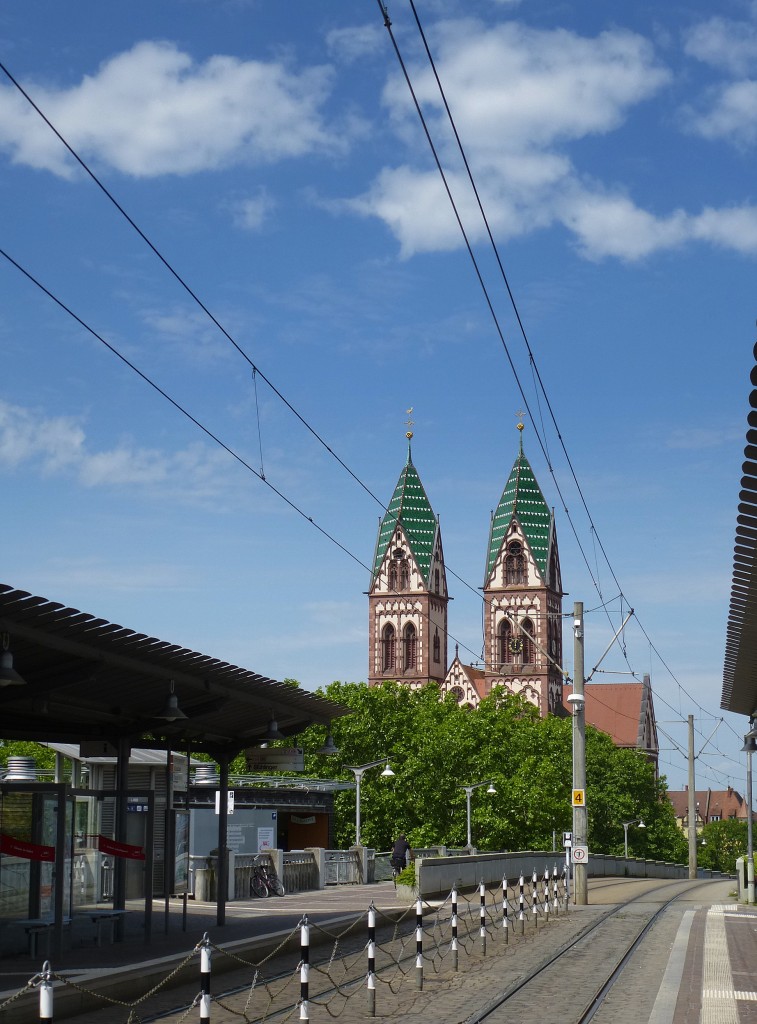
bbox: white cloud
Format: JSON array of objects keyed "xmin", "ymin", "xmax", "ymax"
[
  {"xmin": 326, "ymin": 23, "xmax": 386, "ymax": 64},
  {"xmin": 0, "ymin": 41, "xmax": 344, "ymax": 178},
  {"xmin": 683, "ymin": 80, "xmax": 757, "ymax": 147},
  {"xmin": 691, "ymin": 203, "xmax": 757, "ymax": 252},
  {"xmin": 347, "ymin": 17, "xmax": 757, "ymax": 262},
  {"xmin": 0, "ymin": 401, "xmax": 85, "ymax": 470},
  {"xmin": 0, "ymin": 399, "xmax": 233, "ymax": 500},
  {"xmin": 141, "ymin": 305, "xmax": 234, "ymax": 363},
  {"xmin": 351, "ymin": 19, "xmax": 682, "ymax": 260},
  {"xmin": 561, "ymin": 189, "xmax": 757, "ymax": 261},
  {"xmin": 560, "ymin": 191, "xmax": 689, "ymax": 260},
  {"xmin": 381, "ymin": 20, "xmax": 669, "ymax": 154},
  {"xmin": 681, "ymin": 13, "xmax": 757, "ymax": 147},
  {"xmin": 231, "ymin": 188, "xmax": 276, "ymax": 231},
  {"xmin": 684, "ymin": 15, "xmax": 757, "ymax": 76}
]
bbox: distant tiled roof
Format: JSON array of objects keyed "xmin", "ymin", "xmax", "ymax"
[
  {"xmin": 461, "ymin": 663, "xmax": 485, "ymax": 681},
  {"xmin": 668, "ymin": 788, "xmax": 748, "ymax": 822},
  {"xmin": 562, "ymin": 683, "xmax": 651, "ymax": 749},
  {"xmin": 373, "ymin": 444, "xmax": 437, "ymax": 584},
  {"xmin": 486, "ymin": 446, "xmax": 551, "ymax": 579}
]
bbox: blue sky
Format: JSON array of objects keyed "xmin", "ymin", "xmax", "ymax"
[{"xmin": 1, "ymin": 0, "xmax": 755, "ymax": 795}]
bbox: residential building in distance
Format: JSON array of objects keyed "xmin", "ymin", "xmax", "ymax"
[{"xmin": 667, "ymin": 786, "xmax": 752, "ymax": 831}]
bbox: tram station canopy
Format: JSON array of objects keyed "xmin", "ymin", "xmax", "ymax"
[
  {"xmin": 0, "ymin": 584, "xmax": 349, "ymax": 757},
  {"xmin": 722, "ymin": 341, "xmax": 757, "ymax": 719}
]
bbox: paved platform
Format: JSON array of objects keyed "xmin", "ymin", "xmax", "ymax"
[{"xmin": 0, "ymin": 877, "xmax": 752, "ymax": 1023}]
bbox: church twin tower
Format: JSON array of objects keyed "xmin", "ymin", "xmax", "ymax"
[{"xmin": 368, "ymin": 425, "xmax": 564, "ymax": 716}]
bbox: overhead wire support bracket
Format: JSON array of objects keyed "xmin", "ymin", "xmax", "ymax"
[
  {"xmin": 376, "ymin": 0, "xmax": 392, "ymax": 28},
  {"xmin": 585, "ymin": 609, "xmax": 635, "ymax": 683}
]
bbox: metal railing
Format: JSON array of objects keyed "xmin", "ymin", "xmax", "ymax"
[
  {"xmin": 189, "ymin": 850, "xmax": 319, "ymax": 898},
  {"xmin": 324, "ymin": 849, "xmax": 360, "ymax": 885},
  {"xmin": 283, "ymin": 850, "xmax": 318, "ymax": 893}
]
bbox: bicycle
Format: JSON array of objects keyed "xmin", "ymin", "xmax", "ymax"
[
  {"xmin": 390, "ymin": 857, "xmax": 405, "ymax": 888},
  {"xmin": 253, "ymin": 855, "xmax": 286, "ymax": 897},
  {"xmin": 250, "ymin": 859, "xmax": 269, "ymax": 898}
]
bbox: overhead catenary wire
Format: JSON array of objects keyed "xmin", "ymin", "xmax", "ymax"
[
  {"xmin": 0, "ymin": 243, "xmax": 485, "ymax": 674},
  {"xmin": 0, "ymin": 39, "xmax": 659, "ymax": 698},
  {"xmin": 378, "ymin": 0, "xmax": 733, "ymax": 751},
  {"xmin": 0, "ymin": 57, "xmax": 386, "ymax": 515},
  {"xmin": 0, "ymin": 26, "xmax": 735, "ymax": 762}
]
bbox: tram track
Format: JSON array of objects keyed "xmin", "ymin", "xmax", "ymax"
[
  {"xmin": 462, "ymin": 877, "xmax": 721, "ymax": 1024},
  {"xmin": 72, "ymin": 877, "xmax": 724, "ymax": 1024}
]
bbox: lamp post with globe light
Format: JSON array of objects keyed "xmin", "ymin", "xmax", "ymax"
[
  {"xmin": 460, "ymin": 781, "xmax": 497, "ymax": 849},
  {"xmin": 345, "ymin": 759, "xmax": 395, "ymax": 847},
  {"xmin": 622, "ymin": 818, "xmax": 645, "ymax": 859}
]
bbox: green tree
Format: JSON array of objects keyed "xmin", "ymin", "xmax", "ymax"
[
  {"xmin": 698, "ymin": 819, "xmax": 748, "ymax": 874},
  {"xmin": 292, "ymin": 681, "xmax": 684, "ymax": 861},
  {"xmin": 0, "ymin": 741, "xmax": 56, "ymax": 773}
]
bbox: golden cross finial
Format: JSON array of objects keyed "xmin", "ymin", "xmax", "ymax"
[{"xmin": 406, "ymin": 407, "xmax": 414, "ymax": 440}]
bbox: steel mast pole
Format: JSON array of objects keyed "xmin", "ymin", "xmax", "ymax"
[
  {"xmin": 687, "ymin": 715, "xmax": 697, "ymax": 880},
  {"xmin": 573, "ymin": 602, "xmax": 588, "ymax": 905}
]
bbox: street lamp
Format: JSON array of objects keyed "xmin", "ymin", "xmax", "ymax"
[
  {"xmin": 622, "ymin": 818, "xmax": 646, "ymax": 859},
  {"xmin": 460, "ymin": 781, "xmax": 496, "ymax": 849},
  {"xmin": 345, "ymin": 759, "xmax": 394, "ymax": 846},
  {"xmin": 741, "ymin": 718, "xmax": 757, "ymax": 903}
]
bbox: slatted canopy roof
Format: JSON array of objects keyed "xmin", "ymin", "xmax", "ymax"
[
  {"xmin": 0, "ymin": 584, "xmax": 349, "ymax": 757},
  {"xmin": 722, "ymin": 342, "xmax": 757, "ymax": 719}
]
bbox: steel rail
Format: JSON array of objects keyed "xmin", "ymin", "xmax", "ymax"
[{"xmin": 465, "ymin": 877, "xmax": 718, "ymax": 1024}]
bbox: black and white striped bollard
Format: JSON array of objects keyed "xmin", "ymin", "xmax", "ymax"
[
  {"xmin": 543, "ymin": 868, "xmax": 550, "ymax": 923},
  {"xmin": 451, "ymin": 886, "xmax": 459, "ymax": 971},
  {"xmin": 562, "ymin": 865, "xmax": 569, "ymax": 910},
  {"xmin": 552, "ymin": 864, "xmax": 560, "ymax": 916},
  {"xmin": 518, "ymin": 873, "xmax": 525, "ymax": 935},
  {"xmin": 479, "ymin": 880, "xmax": 487, "ymax": 954},
  {"xmin": 415, "ymin": 897, "xmax": 424, "ymax": 990},
  {"xmin": 199, "ymin": 933, "xmax": 211, "ymax": 1024},
  {"xmin": 39, "ymin": 961, "xmax": 53, "ymax": 1022},
  {"xmin": 531, "ymin": 869, "xmax": 538, "ymax": 929},
  {"xmin": 300, "ymin": 917, "xmax": 310, "ymax": 1024},
  {"xmin": 502, "ymin": 876, "xmax": 509, "ymax": 944},
  {"xmin": 367, "ymin": 905, "xmax": 376, "ymax": 1016}
]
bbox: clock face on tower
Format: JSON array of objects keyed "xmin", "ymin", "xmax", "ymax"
[{"xmin": 509, "ymin": 637, "xmax": 523, "ymax": 654}]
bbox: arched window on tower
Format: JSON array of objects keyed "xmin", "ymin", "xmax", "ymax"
[
  {"xmin": 497, "ymin": 619, "xmax": 513, "ymax": 667},
  {"xmin": 521, "ymin": 617, "xmax": 535, "ymax": 664},
  {"xmin": 403, "ymin": 622, "xmax": 417, "ymax": 671},
  {"xmin": 388, "ymin": 563, "xmax": 398, "ymax": 591},
  {"xmin": 434, "ymin": 568, "xmax": 440, "ymax": 594},
  {"xmin": 433, "ymin": 629, "xmax": 440, "ymax": 664},
  {"xmin": 505, "ymin": 542, "xmax": 526, "ymax": 585},
  {"xmin": 400, "ymin": 561, "xmax": 410, "ymax": 590},
  {"xmin": 382, "ymin": 624, "xmax": 396, "ymax": 671}
]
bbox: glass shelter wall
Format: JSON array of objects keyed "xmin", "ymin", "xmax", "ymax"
[{"xmin": 0, "ymin": 783, "xmax": 153, "ymax": 957}]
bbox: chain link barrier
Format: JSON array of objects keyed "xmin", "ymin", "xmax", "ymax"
[{"xmin": 4, "ymin": 867, "xmax": 569, "ymax": 1022}]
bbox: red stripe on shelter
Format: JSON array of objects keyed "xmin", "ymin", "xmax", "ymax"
[
  {"xmin": 97, "ymin": 834, "xmax": 146, "ymax": 860},
  {"xmin": 0, "ymin": 833, "xmax": 55, "ymax": 862}
]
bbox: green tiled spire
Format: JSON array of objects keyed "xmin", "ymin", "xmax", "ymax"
[
  {"xmin": 372, "ymin": 441, "xmax": 437, "ymax": 584},
  {"xmin": 486, "ymin": 436, "xmax": 551, "ymax": 580}
]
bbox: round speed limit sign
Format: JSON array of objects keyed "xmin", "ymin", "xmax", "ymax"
[{"xmin": 572, "ymin": 845, "xmax": 588, "ymax": 864}]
